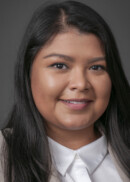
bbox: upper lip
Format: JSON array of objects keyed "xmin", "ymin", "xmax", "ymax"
[{"xmin": 60, "ymin": 98, "xmax": 93, "ymax": 102}]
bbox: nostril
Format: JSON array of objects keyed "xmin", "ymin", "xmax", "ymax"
[{"xmin": 69, "ymin": 84, "xmax": 90, "ymax": 91}]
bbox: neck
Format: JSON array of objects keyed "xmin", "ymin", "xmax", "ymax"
[{"xmin": 45, "ymin": 124, "xmax": 101, "ymax": 150}]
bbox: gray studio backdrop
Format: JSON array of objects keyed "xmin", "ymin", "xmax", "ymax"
[{"xmin": 0, "ymin": 0, "xmax": 130, "ymax": 128}]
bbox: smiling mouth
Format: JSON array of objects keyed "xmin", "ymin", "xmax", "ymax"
[
  {"xmin": 59, "ymin": 99, "xmax": 93, "ymax": 110},
  {"xmin": 62, "ymin": 100, "xmax": 90, "ymax": 104}
]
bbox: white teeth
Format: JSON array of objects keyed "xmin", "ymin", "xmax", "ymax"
[{"xmin": 65, "ymin": 101, "xmax": 86, "ymax": 104}]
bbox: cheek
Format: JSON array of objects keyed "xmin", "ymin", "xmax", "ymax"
[
  {"xmin": 92, "ymin": 75, "xmax": 112, "ymax": 99},
  {"xmin": 32, "ymin": 72, "xmax": 56, "ymax": 93},
  {"xmin": 91, "ymin": 75, "xmax": 112, "ymax": 117},
  {"xmin": 31, "ymin": 68, "xmax": 66, "ymax": 107},
  {"xmin": 31, "ymin": 71, "xmax": 56, "ymax": 118}
]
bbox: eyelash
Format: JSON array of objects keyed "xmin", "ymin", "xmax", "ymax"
[
  {"xmin": 49, "ymin": 63, "xmax": 68, "ymax": 70},
  {"xmin": 89, "ymin": 65, "xmax": 106, "ymax": 71},
  {"xmin": 49, "ymin": 63, "xmax": 106, "ymax": 71}
]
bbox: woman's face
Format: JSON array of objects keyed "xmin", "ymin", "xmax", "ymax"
[{"xmin": 31, "ymin": 29, "xmax": 112, "ymax": 133}]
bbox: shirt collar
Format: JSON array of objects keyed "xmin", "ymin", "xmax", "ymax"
[{"xmin": 47, "ymin": 135, "xmax": 108, "ymax": 176}]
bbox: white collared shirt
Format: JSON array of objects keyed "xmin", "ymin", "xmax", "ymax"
[{"xmin": 48, "ymin": 135, "xmax": 122, "ymax": 182}]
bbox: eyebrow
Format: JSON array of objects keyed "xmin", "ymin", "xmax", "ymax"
[
  {"xmin": 43, "ymin": 53, "xmax": 74, "ymax": 62},
  {"xmin": 43, "ymin": 53, "xmax": 105, "ymax": 63}
]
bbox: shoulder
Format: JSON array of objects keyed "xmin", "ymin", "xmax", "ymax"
[
  {"xmin": 48, "ymin": 163, "xmax": 61, "ymax": 182},
  {"xmin": 0, "ymin": 130, "xmax": 4, "ymax": 143},
  {"xmin": 0, "ymin": 130, "xmax": 5, "ymax": 152},
  {"xmin": 0, "ymin": 130, "xmax": 5, "ymax": 182},
  {"xmin": 108, "ymin": 144, "xmax": 130, "ymax": 182}
]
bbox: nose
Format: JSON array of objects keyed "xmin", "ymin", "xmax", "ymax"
[{"xmin": 69, "ymin": 68, "xmax": 91, "ymax": 91}]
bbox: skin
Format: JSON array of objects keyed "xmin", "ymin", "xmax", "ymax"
[{"xmin": 31, "ymin": 29, "xmax": 112, "ymax": 149}]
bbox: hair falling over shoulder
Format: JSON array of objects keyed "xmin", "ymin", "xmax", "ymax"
[{"xmin": 1, "ymin": 1, "xmax": 130, "ymax": 181}]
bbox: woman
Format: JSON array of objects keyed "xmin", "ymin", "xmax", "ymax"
[{"xmin": 0, "ymin": 1, "xmax": 129, "ymax": 182}]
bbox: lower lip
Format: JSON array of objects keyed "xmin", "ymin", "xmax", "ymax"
[{"xmin": 60, "ymin": 100, "xmax": 92, "ymax": 110}]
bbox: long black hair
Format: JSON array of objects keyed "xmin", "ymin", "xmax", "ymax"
[{"xmin": 1, "ymin": 1, "xmax": 130, "ymax": 181}]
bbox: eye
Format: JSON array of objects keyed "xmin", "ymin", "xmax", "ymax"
[
  {"xmin": 89, "ymin": 65, "xmax": 106, "ymax": 71},
  {"xmin": 50, "ymin": 63, "xmax": 68, "ymax": 70}
]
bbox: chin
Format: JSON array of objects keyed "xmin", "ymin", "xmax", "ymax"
[{"xmin": 59, "ymin": 122, "xmax": 91, "ymax": 131}]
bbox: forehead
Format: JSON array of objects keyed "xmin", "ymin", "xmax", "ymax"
[{"xmin": 39, "ymin": 29, "xmax": 104, "ymax": 58}]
